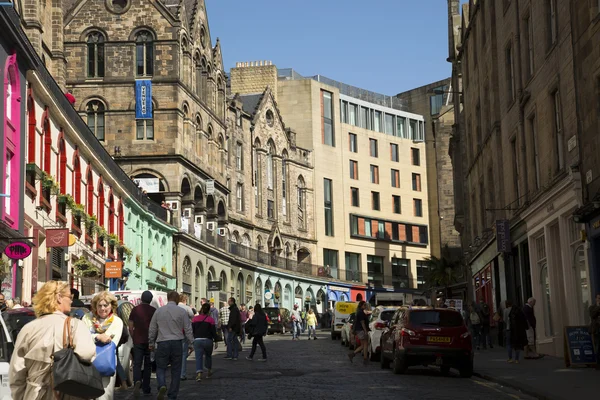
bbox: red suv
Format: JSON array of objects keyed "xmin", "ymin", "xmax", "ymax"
[{"xmin": 379, "ymin": 307, "xmax": 473, "ymax": 377}]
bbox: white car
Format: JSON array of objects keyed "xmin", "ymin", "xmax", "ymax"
[{"xmin": 367, "ymin": 306, "xmax": 399, "ymax": 361}]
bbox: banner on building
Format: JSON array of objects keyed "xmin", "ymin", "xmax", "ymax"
[
  {"xmin": 135, "ymin": 79, "xmax": 153, "ymax": 119},
  {"xmin": 496, "ymin": 219, "xmax": 511, "ymax": 253},
  {"xmin": 46, "ymin": 229, "xmax": 70, "ymax": 248}
]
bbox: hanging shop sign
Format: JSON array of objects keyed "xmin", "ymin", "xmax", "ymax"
[
  {"xmin": 496, "ymin": 219, "xmax": 511, "ymax": 253},
  {"xmin": 4, "ymin": 242, "xmax": 32, "ymax": 260},
  {"xmin": 208, "ymin": 280, "xmax": 221, "ymax": 291},
  {"xmin": 105, "ymin": 261, "xmax": 123, "ymax": 278},
  {"xmin": 46, "ymin": 229, "xmax": 70, "ymax": 248}
]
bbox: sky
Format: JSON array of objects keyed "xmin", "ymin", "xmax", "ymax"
[{"xmin": 205, "ymin": 0, "xmax": 456, "ymax": 95}]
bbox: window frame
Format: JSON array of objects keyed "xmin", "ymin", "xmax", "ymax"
[
  {"xmin": 135, "ymin": 30, "xmax": 154, "ymax": 77},
  {"xmin": 369, "ymin": 138, "xmax": 378, "ymax": 158},
  {"xmin": 86, "ymin": 100, "xmax": 106, "ymax": 141},
  {"xmin": 371, "ymin": 191, "xmax": 380, "ymax": 211},
  {"xmin": 351, "ymin": 187, "xmax": 360, "ymax": 207},
  {"xmin": 413, "ymin": 198, "xmax": 423, "ymax": 217},
  {"xmin": 393, "ymin": 195, "xmax": 401, "ymax": 214},
  {"xmin": 324, "ymin": 178, "xmax": 334, "ymax": 236},
  {"xmin": 87, "ymin": 32, "xmax": 105, "ymax": 78},
  {"xmin": 370, "ymin": 165, "xmax": 379, "ymax": 184}
]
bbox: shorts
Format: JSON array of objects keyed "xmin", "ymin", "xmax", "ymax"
[{"xmin": 356, "ymin": 331, "xmax": 367, "ymax": 341}]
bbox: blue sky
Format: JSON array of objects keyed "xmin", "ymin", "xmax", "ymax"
[{"xmin": 206, "ymin": 0, "xmax": 455, "ymax": 95}]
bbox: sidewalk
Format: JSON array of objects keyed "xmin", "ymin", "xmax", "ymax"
[{"xmin": 473, "ymin": 347, "xmax": 600, "ymax": 400}]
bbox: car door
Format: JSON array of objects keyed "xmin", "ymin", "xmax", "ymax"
[{"xmin": 381, "ymin": 310, "xmax": 399, "ymax": 357}]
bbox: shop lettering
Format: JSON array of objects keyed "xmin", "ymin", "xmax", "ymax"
[{"xmin": 4, "ymin": 242, "xmax": 32, "ymax": 260}]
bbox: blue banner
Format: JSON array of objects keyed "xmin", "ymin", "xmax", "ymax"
[{"xmin": 135, "ymin": 79, "xmax": 152, "ymax": 119}]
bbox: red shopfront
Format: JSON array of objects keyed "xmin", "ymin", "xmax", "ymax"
[
  {"xmin": 350, "ymin": 286, "xmax": 366, "ymax": 302},
  {"xmin": 473, "ymin": 262, "xmax": 494, "ymax": 325}
]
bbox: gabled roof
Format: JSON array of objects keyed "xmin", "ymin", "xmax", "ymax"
[{"xmin": 238, "ymin": 93, "xmax": 264, "ymax": 116}]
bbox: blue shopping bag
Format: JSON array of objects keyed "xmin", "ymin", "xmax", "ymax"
[{"xmin": 93, "ymin": 341, "xmax": 117, "ymax": 377}]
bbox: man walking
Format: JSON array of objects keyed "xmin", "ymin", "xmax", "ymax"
[
  {"xmin": 178, "ymin": 294, "xmax": 194, "ymax": 381},
  {"xmin": 225, "ymin": 297, "xmax": 242, "ymax": 360},
  {"xmin": 291, "ymin": 304, "xmax": 302, "ymax": 340},
  {"xmin": 209, "ymin": 299, "xmax": 219, "ymax": 323},
  {"xmin": 239, "ymin": 304, "xmax": 248, "ymax": 346},
  {"xmin": 148, "ymin": 291, "xmax": 194, "ymax": 400},
  {"xmin": 219, "ymin": 301, "xmax": 230, "ymax": 348},
  {"xmin": 523, "ymin": 297, "xmax": 541, "ymax": 359},
  {"xmin": 479, "ymin": 299, "xmax": 493, "ymax": 349},
  {"xmin": 129, "ymin": 291, "xmax": 156, "ymax": 398}
]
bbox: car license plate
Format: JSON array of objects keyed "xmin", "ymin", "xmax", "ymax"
[{"xmin": 427, "ymin": 336, "xmax": 451, "ymax": 343}]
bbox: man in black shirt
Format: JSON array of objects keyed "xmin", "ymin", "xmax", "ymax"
[{"xmin": 348, "ymin": 301, "xmax": 369, "ymax": 365}]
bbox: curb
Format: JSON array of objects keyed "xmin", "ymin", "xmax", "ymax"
[{"xmin": 473, "ymin": 371, "xmax": 558, "ymax": 400}]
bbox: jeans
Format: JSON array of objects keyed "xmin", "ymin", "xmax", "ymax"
[
  {"xmin": 471, "ymin": 324, "xmax": 482, "ymax": 348},
  {"xmin": 133, "ymin": 343, "xmax": 152, "ymax": 394},
  {"xmin": 181, "ymin": 338, "xmax": 190, "ymax": 378},
  {"xmin": 193, "ymin": 338, "xmax": 213, "ymax": 372},
  {"xmin": 240, "ymin": 324, "xmax": 246, "ymax": 344},
  {"xmin": 292, "ymin": 321, "xmax": 301, "ymax": 339},
  {"xmin": 221, "ymin": 327, "xmax": 229, "ymax": 347},
  {"xmin": 249, "ymin": 335, "xmax": 267, "ymax": 359},
  {"xmin": 155, "ymin": 340, "xmax": 183, "ymax": 400},
  {"xmin": 505, "ymin": 330, "xmax": 520, "ymax": 361},
  {"xmin": 226, "ymin": 331, "xmax": 239, "ymax": 358},
  {"xmin": 307, "ymin": 325, "xmax": 316, "ymax": 338},
  {"xmin": 481, "ymin": 324, "xmax": 492, "ymax": 348}
]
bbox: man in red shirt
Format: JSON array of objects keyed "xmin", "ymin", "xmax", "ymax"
[
  {"xmin": 129, "ymin": 291, "xmax": 156, "ymax": 397},
  {"xmin": 65, "ymin": 90, "xmax": 76, "ymax": 106}
]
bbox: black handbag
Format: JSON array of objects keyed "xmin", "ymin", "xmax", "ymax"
[{"xmin": 52, "ymin": 317, "xmax": 105, "ymax": 398}]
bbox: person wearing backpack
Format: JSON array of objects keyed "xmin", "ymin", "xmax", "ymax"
[
  {"xmin": 479, "ymin": 299, "xmax": 493, "ymax": 349},
  {"xmin": 468, "ymin": 303, "xmax": 482, "ymax": 350}
]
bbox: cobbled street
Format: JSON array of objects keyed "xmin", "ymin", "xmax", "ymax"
[{"xmin": 115, "ymin": 332, "xmax": 536, "ymax": 400}]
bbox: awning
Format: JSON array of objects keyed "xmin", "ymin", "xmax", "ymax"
[{"xmin": 0, "ymin": 221, "xmax": 36, "ymax": 249}]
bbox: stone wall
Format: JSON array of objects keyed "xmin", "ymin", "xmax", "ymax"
[{"xmin": 230, "ymin": 62, "xmax": 278, "ymax": 99}]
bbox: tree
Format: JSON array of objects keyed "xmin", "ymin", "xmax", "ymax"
[{"xmin": 424, "ymin": 245, "xmax": 463, "ymax": 298}]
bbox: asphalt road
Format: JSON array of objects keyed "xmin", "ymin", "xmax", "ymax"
[{"xmin": 114, "ymin": 331, "xmax": 537, "ymax": 400}]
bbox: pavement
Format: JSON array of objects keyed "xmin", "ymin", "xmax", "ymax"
[
  {"xmin": 115, "ymin": 331, "xmax": 538, "ymax": 400},
  {"xmin": 472, "ymin": 346, "xmax": 600, "ymax": 400}
]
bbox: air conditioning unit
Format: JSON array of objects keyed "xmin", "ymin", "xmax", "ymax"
[
  {"xmin": 217, "ymin": 228, "xmax": 226, "ymax": 236},
  {"xmin": 183, "ymin": 209, "xmax": 190, "ymax": 218},
  {"xmin": 206, "ymin": 222, "xmax": 215, "ymax": 231},
  {"xmin": 195, "ymin": 215, "xmax": 204, "ymax": 224}
]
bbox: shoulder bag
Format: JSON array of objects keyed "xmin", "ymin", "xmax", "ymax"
[
  {"xmin": 52, "ymin": 317, "xmax": 105, "ymax": 398},
  {"xmin": 93, "ymin": 340, "xmax": 117, "ymax": 377}
]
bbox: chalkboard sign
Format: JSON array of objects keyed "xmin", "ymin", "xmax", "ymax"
[{"xmin": 563, "ymin": 326, "xmax": 596, "ymax": 367}]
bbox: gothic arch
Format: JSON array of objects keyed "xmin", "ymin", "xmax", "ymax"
[
  {"xmin": 193, "ymin": 185, "xmax": 204, "ymax": 209},
  {"xmin": 181, "ymin": 176, "xmax": 192, "ymax": 201}
]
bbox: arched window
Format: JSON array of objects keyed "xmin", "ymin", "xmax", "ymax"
[
  {"xmin": 86, "ymin": 166, "xmax": 94, "ymax": 215},
  {"xmin": 195, "ymin": 115, "xmax": 202, "ymax": 155},
  {"xmin": 282, "ymin": 150, "xmax": 288, "ymax": 217},
  {"xmin": 194, "ymin": 54, "xmax": 202, "ymax": 96},
  {"xmin": 297, "ymin": 176, "xmax": 305, "ymax": 228},
  {"xmin": 87, "ymin": 31, "xmax": 105, "ymax": 78},
  {"xmin": 86, "ymin": 100, "xmax": 105, "ymax": 141},
  {"xmin": 97, "ymin": 177, "xmax": 105, "ymax": 227},
  {"xmin": 135, "ymin": 30, "xmax": 153, "ymax": 77},
  {"xmin": 42, "ymin": 110, "xmax": 51, "ymax": 174},
  {"xmin": 57, "ymin": 132, "xmax": 67, "ymax": 194},
  {"xmin": 108, "ymin": 189, "xmax": 115, "ymax": 234},
  {"xmin": 27, "ymin": 91, "xmax": 36, "ymax": 164},
  {"xmin": 73, "ymin": 150, "xmax": 81, "ymax": 203},
  {"xmin": 117, "ymin": 199, "xmax": 124, "ymax": 242},
  {"xmin": 266, "ymin": 141, "xmax": 274, "ymax": 190},
  {"xmin": 540, "ymin": 264, "xmax": 553, "ymax": 337}
]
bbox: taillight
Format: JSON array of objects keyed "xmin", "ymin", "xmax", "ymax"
[
  {"xmin": 278, "ymin": 315, "xmax": 281, "ymax": 322},
  {"xmin": 401, "ymin": 328, "xmax": 416, "ymax": 337},
  {"xmin": 374, "ymin": 322, "xmax": 387, "ymax": 330}
]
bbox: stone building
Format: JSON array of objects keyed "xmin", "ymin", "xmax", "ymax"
[{"xmin": 448, "ymin": 0, "xmax": 586, "ymax": 356}]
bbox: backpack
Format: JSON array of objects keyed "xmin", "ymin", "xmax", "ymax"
[{"xmin": 470, "ymin": 312, "xmax": 481, "ymax": 325}]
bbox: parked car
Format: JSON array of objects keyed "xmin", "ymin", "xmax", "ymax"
[
  {"xmin": 380, "ymin": 307, "xmax": 473, "ymax": 377},
  {"xmin": 263, "ymin": 307, "xmax": 290, "ymax": 334},
  {"xmin": 331, "ymin": 301, "xmax": 358, "ymax": 340},
  {"xmin": 341, "ymin": 312, "xmax": 355, "ymax": 347},
  {"xmin": 367, "ymin": 306, "xmax": 399, "ymax": 361},
  {"xmin": 0, "ymin": 308, "xmax": 37, "ymax": 399}
]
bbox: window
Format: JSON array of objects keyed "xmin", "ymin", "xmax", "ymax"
[
  {"xmin": 367, "ymin": 255, "xmax": 384, "ymax": 287},
  {"xmin": 385, "ymin": 114, "xmax": 394, "ymax": 135},
  {"xmin": 369, "ymin": 138, "xmax": 378, "ymax": 157},
  {"xmin": 397, "ymin": 117, "xmax": 406, "ymax": 138},
  {"xmin": 348, "ymin": 133, "xmax": 357, "ymax": 152},
  {"xmin": 135, "ymin": 30, "xmax": 154, "ymax": 76},
  {"xmin": 348, "ymin": 103, "xmax": 358, "ymax": 126},
  {"xmin": 412, "ymin": 173, "xmax": 421, "ymax": 191},
  {"xmin": 411, "ymin": 148, "xmax": 420, "ymax": 166},
  {"xmin": 392, "ymin": 258, "xmax": 410, "ymax": 289},
  {"xmin": 393, "ymin": 195, "xmax": 401, "ymax": 214},
  {"xmin": 546, "ymin": 0, "xmax": 557, "ymax": 50},
  {"xmin": 340, "ymin": 100, "xmax": 347, "ymax": 123},
  {"xmin": 511, "ymin": 137, "xmax": 520, "ymax": 203},
  {"xmin": 390, "ymin": 143, "xmax": 399, "ymax": 162},
  {"xmin": 409, "ymin": 120, "xmax": 417, "ymax": 140},
  {"xmin": 321, "ymin": 90, "xmax": 335, "ymax": 146},
  {"xmin": 540, "ymin": 264, "xmax": 553, "ymax": 336},
  {"xmin": 373, "ymin": 111, "xmax": 382, "ymax": 132},
  {"xmin": 267, "ymin": 143, "xmax": 274, "ymax": 190},
  {"xmin": 267, "ymin": 200, "xmax": 274, "ymax": 219},
  {"xmin": 416, "ymin": 260, "xmax": 428, "ymax": 289},
  {"xmin": 413, "ymin": 199, "xmax": 423, "ymax": 217},
  {"xmin": 323, "ymin": 249, "xmax": 339, "ymax": 279},
  {"xmin": 236, "ymin": 183, "xmax": 243, "ymax": 212},
  {"xmin": 297, "ymin": 176, "xmax": 305, "ymax": 228},
  {"xmin": 282, "ymin": 156, "xmax": 287, "ymax": 216},
  {"xmin": 419, "ymin": 226, "xmax": 428, "ymax": 244},
  {"xmin": 86, "ymin": 100, "xmax": 105, "ymax": 141},
  {"xmin": 349, "ymin": 160, "xmax": 358, "ymax": 180},
  {"xmin": 505, "ymin": 42, "xmax": 515, "ymax": 103},
  {"xmin": 324, "ymin": 178, "xmax": 334, "ymax": 236},
  {"xmin": 345, "ymin": 252, "xmax": 361, "ymax": 282},
  {"xmin": 360, "ymin": 106, "xmax": 369, "ymax": 129},
  {"xmin": 351, "ymin": 187, "xmax": 359, "ymax": 207},
  {"xmin": 370, "ymin": 165, "xmax": 379, "ymax": 184},
  {"xmin": 524, "ymin": 13, "xmax": 534, "ymax": 79},
  {"xmin": 530, "ymin": 115, "xmax": 540, "ymax": 190},
  {"xmin": 136, "ymin": 112, "xmax": 154, "ymax": 140},
  {"xmin": 87, "ymin": 32, "xmax": 105, "ymax": 78},
  {"xmin": 371, "ymin": 192, "xmax": 380, "ymax": 211},
  {"xmin": 429, "ymin": 85, "xmax": 447, "ymax": 115},
  {"xmin": 236, "ymin": 142, "xmax": 243, "ymax": 170},
  {"xmin": 391, "ymin": 169, "xmax": 400, "ymax": 188},
  {"xmin": 552, "ymin": 91, "xmax": 564, "ymax": 171}
]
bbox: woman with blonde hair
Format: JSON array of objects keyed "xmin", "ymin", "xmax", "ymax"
[
  {"xmin": 83, "ymin": 291, "xmax": 123, "ymax": 400},
  {"xmin": 9, "ymin": 280, "xmax": 96, "ymax": 399}
]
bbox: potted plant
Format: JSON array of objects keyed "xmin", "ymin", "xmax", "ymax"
[
  {"xmin": 69, "ymin": 203, "xmax": 86, "ymax": 219},
  {"xmin": 85, "ymin": 214, "xmax": 98, "ymax": 234},
  {"xmin": 96, "ymin": 226, "xmax": 109, "ymax": 241},
  {"xmin": 108, "ymin": 233, "xmax": 119, "ymax": 246},
  {"xmin": 147, "ymin": 259, "xmax": 153, "ymax": 268},
  {"xmin": 40, "ymin": 172, "xmax": 59, "ymax": 196},
  {"xmin": 73, "ymin": 257, "xmax": 100, "ymax": 278},
  {"xmin": 135, "ymin": 254, "xmax": 142, "ymax": 269},
  {"xmin": 117, "ymin": 243, "xmax": 133, "ymax": 259},
  {"xmin": 57, "ymin": 193, "xmax": 74, "ymax": 207}
]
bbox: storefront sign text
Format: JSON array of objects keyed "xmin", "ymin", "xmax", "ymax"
[{"xmin": 4, "ymin": 242, "xmax": 32, "ymax": 260}]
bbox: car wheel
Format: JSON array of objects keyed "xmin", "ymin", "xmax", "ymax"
[
  {"xmin": 440, "ymin": 366, "xmax": 451, "ymax": 376},
  {"xmin": 459, "ymin": 361, "xmax": 473, "ymax": 378},
  {"xmin": 380, "ymin": 348, "xmax": 391, "ymax": 369},
  {"xmin": 369, "ymin": 342, "xmax": 380, "ymax": 362},
  {"xmin": 392, "ymin": 350, "xmax": 408, "ymax": 375}
]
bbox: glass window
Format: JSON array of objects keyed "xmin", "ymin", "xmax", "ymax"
[
  {"xmin": 136, "ymin": 117, "xmax": 154, "ymax": 140},
  {"xmin": 371, "ymin": 192, "xmax": 380, "ymax": 211},
  {"xmin": 370, "ymin": 139, "xmax": 378, "ymax": 157},
  {"xmin": 374, "ymin": 111, "xmax": 382, "ymax": 132},
  {"xmin": 377, "ymin": 221, "xmax": 385, "ymax": 239},
  {"xmin": 349, "ymin": 103, "xmax": 358, "ymax": 126},
  {"xmin": 412, "ymin": 173, "xmax": 421, "ymax": 191},
  {"xmin": 416, "ymin": 260, "xmax": 428, "ymax": 289},
  {"xmin": 345, "ymin": 252, "xmax": 361, "ymax": 282},
  {"xmin": 349, "ymin": 133, "xmax": 357, "ymax": 152},
  {"xmin": 391, "ymin": 169, "xmax": 400, "ymax": 188},
  {"xmin": 409, "ymin": 310, "xmax": 464, "ymax": 327},
  {"xmin": 267, "ymin": 200, "xmax": 274, "ymax": 219},
  {"xmin": 370, "ymin": 165, "xmax": 379, "ymax": 184},
  {"xmin": 419, "ymin": 226, "xmax": 428, "ymax": 244},
  {"xmin": 350, "ymin": 160, "xmax": 358, "ymax": 179},
  {"xmin": 136, "ymin": 30, "xmax": 154, "ymax": 76},
  {"xmin": 385, "ymin": 114, "xmax": 394, "ymax": 135},
  {"xmin": 393, "ymin": 195, "xmax": 401, "ymax": 214},
  {"xmin": 392, "ymin": 258, "xmax": 410, "ymax": 289},
  {"xmin": 236, "ymin": 142, "xmax": 243, "ymax": 170},
  {"xmin": 364, "ymin": 218, "xmax": 372, "ymax": 237},
  {"xmin": 87, "ymin": 32, "xmax": 105, "ymax": 78},
  {"xmin": 341, "ymin": 100, "xmax": 347, "ymax": 123},
  {"xmin": 390, "ymin": 143, "xmax": 399, "ymax": 162},
  {"xmin": 322, "ymin": 91, "xmax": 335, "ymax": 146},
  {"xmin": 324, "ymin": 249, "xmax": 339, "ymax": 279},
  {"xmin": 324, "ymin": 178, "xmax": 334, "ymax": 236},
  {"xmin": 411, "ymin": 148, "xmax": 420, "ymax": 166},
  {"xmin": 236, "ymin": 183, "xmax": 243, "ymax": 212},
  {"xmin": 409, "ymin": 120, "xmax": 417, "ymax": 140},
  {"xmin": 397, "ymin": 117, "xmax": 406, "ymax": 138},
  {"xmin": 351, "ymin": 187, "xmax": 359, "ymax": 207},
  {"xmin": 267, "ymin": 144, "xmax": 274, "ymax": 190},
  {"xmin": 540, "ymin": 264, "xmax": 553, "ymax": 336},
  {"xmin": 413, "ymin": 199, "xmax": 423, "ymax": 217},
  {"xmin": 360, "ymin": 107, "xmax": 369, "ymax": 129},
  {"xmin": 86, "ymin": 100, "xmax": 105, "ymax": 141},
  {"xmin": 429, "ymin": 85, "xmax": 447, "ymax": 115},
  {"xmin": 367, "ymin": 255, "xmax": 384, "ymax": 287},
  {"xmin": 350, "ymin": 215, "xmax": 359, "ymax": 235}
]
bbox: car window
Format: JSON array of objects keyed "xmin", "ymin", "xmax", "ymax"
[
  {"xmin": 380, "ymin": 311, "xmax": 395, "ymax": 322},
  {"xmin": 409, "ymin": 310, "xmax": 463, "ymax": 327},
  {"xmin": 263, "ymin": 308, "xmax": 280, "ymax": 319}
]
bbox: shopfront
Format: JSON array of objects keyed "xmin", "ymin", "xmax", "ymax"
[
  {"xmin": 327, "ymin": 284, "xmax": 351, "ymax": 309},
  {"xmin": 350, "ymin": 285, "xmax": 366, "ymax": 303}
]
